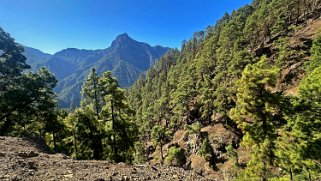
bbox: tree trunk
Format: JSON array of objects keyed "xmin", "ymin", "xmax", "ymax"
[
  {"xmin": 290, "ymin": 167, "xmax": 293, "ymax": 181},
  {"xmin": 111, "ymin": 99, "xmax": 116, "ymax": 161},
  {"xmin": 93, "ymin": 137, "xmax": 103, "ymax": 160},
  {"xmin": 304, "ymin": 0, "xmax": 307, "ymax": 21},
  {"xmin": 296, "ymin": 0, "xmax": 300, "ymax": 24},
  {"xmin": 87, "ymin": 119, "xmax": 103, "ymax": 160},
  {"xmin": 160, "ymin": 142, "xmax": 164, "ymax": 164},
  {"xmin": 0, "ymin": 118, "xmax": 12, "ymax": 135},
  {"xmin": 93, "ymin": 76, "xmax": 100, "ymax": 119},
  {"xmin": 207, "ymin": 102, "xmax": 210, "ymax": 124},
  {"xmin": 52, "ymin": 130, "xmax": 57, "ymax": 152},
  {"xmin": 73, "ymin": 132, "xmax": 78, "ymax": 159},
  {"xmin": 261, "ymin": 158, "xmax": 267, "ymax": 181}
]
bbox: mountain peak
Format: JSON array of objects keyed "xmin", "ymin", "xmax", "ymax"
[
  {"xmin": 117, "ymin": 33, "xmax": 129, "ymax": 38},
  {"xmin": 110, "ymin": 33, "xmax": 137, "ymax": 49},
  {"xmin": 114, "ymin": 33, "xmax": 131, "ymax": 42}
]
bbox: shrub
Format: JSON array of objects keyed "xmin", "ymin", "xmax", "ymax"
[
  {"xmin": 165, "ymin": 146, "xmax": 186, "ymax": 166},
  {"xmin": 133, "ymin": 141, "xmax": 147, "ymax": 164},
  {"xmin": 198, "ymin": 138, "xmax": 213, "ymax": 161}
]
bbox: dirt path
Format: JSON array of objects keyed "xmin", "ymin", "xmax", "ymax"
[{"xmin": 0, "ymin": 136, "xmax": 208, "ymax": 181}]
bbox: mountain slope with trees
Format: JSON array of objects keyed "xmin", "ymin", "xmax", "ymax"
[
  {"xmin": 127, "ymin": 0, "xmax": 321, "ymax": 180},
  {"xmin": 1, "ymin": 0, "xmax": 321, "ymax": 180},
  {"xmin": 23, "ymin": 46, "xmax": 51, "ymax": 68}
]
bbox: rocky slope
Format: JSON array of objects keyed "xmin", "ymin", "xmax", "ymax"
[
  {"xmin": 0, "ymin": 136, "xmax": 208, "ymax": 181},
  {"xmin": 142, "ymin": 9, "xmax": 321, "ymax": 181}
]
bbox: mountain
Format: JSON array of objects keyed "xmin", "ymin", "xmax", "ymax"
[
  {"xmin": 3, "ymin": 0, "xmax": 321, "ymax": 180},
  {"xmin": 23, "ymin": 46, "xmax": 52, "ymax": 72},
  {"xmin": 24, "ymin": 34, "xmax": 170, "ymax": 107}
]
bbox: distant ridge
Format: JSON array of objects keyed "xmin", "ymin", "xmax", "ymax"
[{"xmin": 23, "ymin": 34, "xmax": 170, "ymax": 107}]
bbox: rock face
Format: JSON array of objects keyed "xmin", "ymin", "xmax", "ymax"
[{"xmin": 0, "ymin": 136, "xmax": 206, "ymax": 181}]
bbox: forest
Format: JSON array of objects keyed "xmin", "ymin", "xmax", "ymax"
[{"xmin": 1, "ymin": 0, "xmax": 321, "ymax": 180}]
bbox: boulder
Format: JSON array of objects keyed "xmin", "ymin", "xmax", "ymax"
[{"xmin": 190, "ymin": 154, "xmax": 206, "ymax": 175}]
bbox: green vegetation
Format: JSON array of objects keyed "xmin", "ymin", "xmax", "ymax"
[
  {"xmin": 0, "ymin": 29, "xmax": 137, "ymax": 162},
  {"xmin": 133, "ymin": 141, "xmax": 147, "ymax": 164},
  {"xmin": 1, "ymin": 0, "xmax": 321, "ymax": 179},
  {"xmin": 62, "ymin": 69, "xmax": 137, "ymax": 162},
  {"xmin": 126, "ymin": 0, "xmax": 321, "ymax": 179},
  {"xmin": 0, "ymin": 27, "xmax": 58, "ymax": 141},
  {"xmin": 165, "ymin": 146, "xmax": 186, "ymax": 166},
  {"xmin": 151, "ymin": 125, "xmax": 168, "ymax": 163},
  {"xmin": 198, "ymin": 138, "xmax": 214, "ymax": 162},
  {"xmin": 230, "ymin": 56, "xmax": 281, "ymax": 179}
]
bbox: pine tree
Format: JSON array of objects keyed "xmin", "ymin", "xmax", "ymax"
[
  {"xmin": 100, "ymin": 71, "xmax": 137, "ymax": 162},
  {"xmin": 295, "ymin": 64, "xmax": 321, "ymax": 178},
  {"xmin": 64, "ymin": 107, "xmax": 103, "ymax": 160},
  {"xmin": 230, "ymin": 56, "xmax": 282, "ymax": 180},
  {"xmin": 306, "ymin": 35, "xmax": 321, "ymax": 72},
  {"xmin": 276, "ymin": 62, "xmax": 321, "ymax": 180},
  {"xmin": 81, "ymin": 68, "xmax": 103, "ymax": 119},
  {"xmin": 77, "ymin": 68, "xmax": 104, "ymax": 160},
  {"xmin": 151, "ymin": 125, "xmax": 168, "ymax": 164},
  {"xmin": 198, "ymin": 138, "xmax": 214, "ymax": 162},
  {"xmin": 0, "ymin": 28, "xmax": 60, "ymax": 137},
  {"xmin": 0, "ymin": 27, "xmax": 30, "ymax": 133}
]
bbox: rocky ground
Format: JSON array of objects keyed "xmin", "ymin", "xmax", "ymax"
[{"xmin": 0, "ymin": 136, "xmax": 208, "ymax": 181}]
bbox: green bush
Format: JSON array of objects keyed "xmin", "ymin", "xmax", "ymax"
[
  {"xmin": 184, "ymin": 122, "xmax": 201, "ymax": 134},
  {"xmin": 133, "ymin": 142, "xmax": 147, "ymax": 164},
  {"xmin": 198, "ymin": 138, "xmax": 213, "ymax": 161},
  {"xmin": 165, "ymin": 146, "xmax": 186, "ymax": 166}
]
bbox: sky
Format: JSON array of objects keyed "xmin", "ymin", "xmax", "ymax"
[{"xmin": 0, "ymin": 0, "xmax": 252, "ymax": 54}]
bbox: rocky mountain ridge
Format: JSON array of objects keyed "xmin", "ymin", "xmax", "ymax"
[{"xmin": 24, "ymin": 34, "xmax": 170, "ymax": 107}]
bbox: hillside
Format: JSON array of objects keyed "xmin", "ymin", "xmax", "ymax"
[
  {"xmin": 24, "ymin": 46, "xmax": 51, "ymax": 67},
  {"xmin": 126, "ymin": 1, "xmax": 321, "ymax": 180},
  {"xmin": 0, "ymin": 136, "xmax": 202, "ymax": 181},
  {"xmin": 24, "ymin": 34, "xmax": 170, "ymax": 107}
]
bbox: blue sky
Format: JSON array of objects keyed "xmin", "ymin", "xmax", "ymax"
[{"xmin": 0, "ymin": 0, "xmax": 252, "ymax": 54}]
